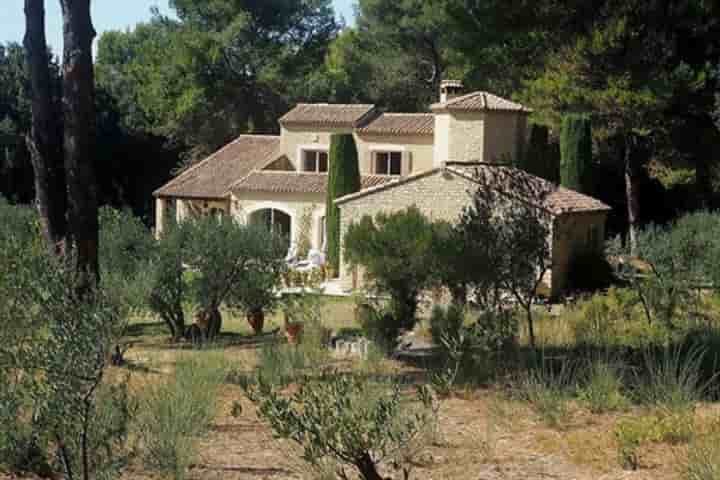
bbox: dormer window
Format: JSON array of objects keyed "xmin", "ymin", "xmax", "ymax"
[
  {"xmin": 374, "ymin": 151, "xmax": 403, "ymax": 176},
  {"xmin": 302, "ymin": 149, "xmax": 329, "ymax": 173}
]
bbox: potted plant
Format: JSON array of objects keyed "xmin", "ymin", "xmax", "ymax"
[{"xmin": 231, "ymin": 267, "xmax": 283, "ymax": 335}]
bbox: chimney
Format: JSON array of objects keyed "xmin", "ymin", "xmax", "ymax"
[{"xmin": 440, "ymin": 79, "xmax": 464, "ymax": 103}]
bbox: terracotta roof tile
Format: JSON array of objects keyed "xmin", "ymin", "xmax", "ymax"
[
  {"xmin": 231, "ymin": 171, "xmax": 392, "ymax": 195},
  {"xmin": 336, "ymin": 163, "xmax": 610, "ymax": 215},
  {"xmin": 447, "ymin": 164, "xmax": 610, "ymax": 214},
  {"xmin": 279, "ymin": 104, "xmax": 377, "ymax": 128},
  {"xmin": 153, "ymin": 135, "xmax": 280, "ymax": 199},
  {"xmin": 431, "ymin": 91, "xmax": 532, "ymax": 113},
  {"xmin": 357, "ymin": 113, "xmax": 434, "ymax": 136}
]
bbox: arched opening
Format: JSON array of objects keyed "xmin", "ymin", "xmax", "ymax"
[{"xmin": 248, "ymin": 208, "xmax": 292, "ymax": 250}]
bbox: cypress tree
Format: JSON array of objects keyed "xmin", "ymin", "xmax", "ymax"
[
  {"xmin": 326, "ymin": 134, "xmax": 361, "ymax": 274},
  {"xmin": 560, "ymin": 114, "xmax": 593, "ymax": 193}
]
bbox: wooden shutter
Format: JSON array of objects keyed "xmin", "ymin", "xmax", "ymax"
[{"xmin": 402, "ymin": 151, "xmax": 413, "ymax": 176}]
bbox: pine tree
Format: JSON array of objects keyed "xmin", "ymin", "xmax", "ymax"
[
  {"xmin": 326, "ymin": 134, "xmax": 360, "ymax": 274},
  {"xmin": 560, "ymin": 114, "xmax": 592, "ymax": 194}
]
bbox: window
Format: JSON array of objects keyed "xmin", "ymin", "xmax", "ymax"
[
  {"xmin": 374, "ymin": 151, "xmax": 402, "ymax": 175},
  {"xmin": 302, "ymin": 150, "xmax": 329, "ymax": 173}
]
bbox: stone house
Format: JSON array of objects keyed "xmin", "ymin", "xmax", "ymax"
[{"xmin": 154, "ymin": 81, "xmax": 610, "ymax": 296}]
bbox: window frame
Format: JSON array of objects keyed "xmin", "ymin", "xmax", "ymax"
[
  {"xmin": 298, "ymin": 146, "xmax": 329, "ymax": 173},
  {"xmin": 373, "ymin": 150, "xmax": 403, "ymax": 176}
]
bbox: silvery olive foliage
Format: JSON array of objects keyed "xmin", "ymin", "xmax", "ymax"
[
  {"xmin": 245, "ymin": 374, "xmax": 437, "ymax": 480},
  {"xmin": 0, "ymin": 199, "xmax": 131, "ymax": 479},
  {"xmin": 608, "ymin": 211, "xmax": 720, "ymax": 326}
]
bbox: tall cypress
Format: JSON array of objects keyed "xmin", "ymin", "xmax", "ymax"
[
  {"xmin": 521, "ymin": 124, "xmax": 560, "ymax": 183},
  {"xmin": 326, "ymin": 134, "xmax": 360, "ymax": 274},
  {"xmin": 560, "ymin": 114, "xmax": 593, "ymax": 194}
]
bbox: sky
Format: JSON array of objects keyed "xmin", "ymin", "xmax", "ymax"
[{"xmin": 1, "ymin": 0, "xmax": 356, "ymax": 54}]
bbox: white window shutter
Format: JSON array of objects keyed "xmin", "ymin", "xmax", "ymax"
[{"xmin": 402, "ymin": 151, "xmax": 413, "ymax": 175}]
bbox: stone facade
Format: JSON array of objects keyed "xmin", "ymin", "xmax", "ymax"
[
  {"xmin": 337, "ymin": 168, "xmax": 608, "ymax": 297},
  {"xmin": 337, "ymin": 170, "xmax": 477, "ymax": 287},
  {"xmin": 433, "ymin": 111, "xmax": 527, "ymax": 165}
]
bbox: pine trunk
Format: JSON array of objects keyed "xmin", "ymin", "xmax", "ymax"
[
  {"xmin": 24, "ymin": 0, "xmax": 67, "ymax": 256},
  {"xmin": 624, "ymin": 134, "xmax": 640, "ymax": 256},
  {"xmin": 60, "ymin": 0, "xmax": 99, "ymax": 284}
]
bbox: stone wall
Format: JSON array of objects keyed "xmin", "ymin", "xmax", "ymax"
[
  {"xmin": 337, "ymin": 168, "xmax": 607, "ymax": 297},
  {"xmin": 482, "ymin": 112, "xmax": 527, "ymax": 164},
  {"xmin": 337, "ymin": 170, "xmax": 477, "ymax": 286}
]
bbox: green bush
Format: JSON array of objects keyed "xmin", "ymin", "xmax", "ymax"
[
  {"xmin": 514, "ymin": 357, "xmax": 577, "ymax": 428},
  {"xmin": 635, "ymin": 345, "xmax": 707, "ymax": 411},
  {"xmin": 245, "ymin": 374, "xmax": 437, "ymax": 480},
  {"xmin": 99, "ymin": 206, "xmax": 155, "ymax": 278},
  {"xmin": 356, "ymin": 301, "xmax": 401, "ymax": 353},
  {"xmin": 429, "ymin": 304, "xmax": 465, "ymax": 348},
  {"xmin": 344, "ymin": 207, "xmax": 437, "ymax": 331},
  {"xmin": 134, "ymin": 354, "xmax": 227, "ymax": 480},
  {"xmin": 579, "ymin": 359, "xmax": 628, "ymax": 413},
  {"xmin": 685, "ymin": 421, "xmax": 720, "ymax": 480},
  {"xmin": 326, "ymin": 133, "xmax": 361, "ymax": 272},
  {"xmin": 615, "ymin": 409, "xmax": 695, "ymax": 470}
]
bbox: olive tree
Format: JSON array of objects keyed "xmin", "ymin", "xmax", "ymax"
[
  {"xmin": 456, "ymin": 167, "xmax": 553, "ymax": 348},
  {"xmin": 246, "ymin": 374, "xmax": 437, "ymax": 480},
  {"xmin": 608, "ymin": 211, "xmax": 720, "ymax": 326},
  {"xmin": 149, "ymin": 215, "xmax": 286, "ymax": 339},
  {"xmin": 0, "ymin": 201, "xmax": 131, "ymax": 479}
]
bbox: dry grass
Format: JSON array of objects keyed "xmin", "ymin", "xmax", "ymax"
[{"xmin": 5, "ymin": 296, "xmax": 719, "ymax": 480}]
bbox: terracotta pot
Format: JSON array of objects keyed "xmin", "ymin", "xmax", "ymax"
[
  {"xmin": 285, "ymin": 322, "xmax": 304, "ymax": 344},
  {"xmin": 247, "ymin": 310, "xmax": 265, "ymax": 335}
]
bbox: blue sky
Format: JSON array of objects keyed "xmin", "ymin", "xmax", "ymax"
[{"xmin": 1, "ymin": 0, "xmax": 356, "ymax": 54}]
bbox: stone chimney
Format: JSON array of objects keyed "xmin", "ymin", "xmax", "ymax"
[{"xmin": 440, "ymin": 80, "xmax": 464, "ymax": 103}]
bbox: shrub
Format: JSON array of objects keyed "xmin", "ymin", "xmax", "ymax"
[
  {"xmin": 98, "ymin": 206, "xmax": 154, "ymax": 278},
  {"xmin": 685, "ymin": 421, "xmax": 720, "ymax": 480},
  {"xmin": 579, "ymin": 359, "xmax": 628, "ymax": 413},
  {"xmin": 245, "ymin": 374, "xmax": 437, "ymax": 480},
  {"xmin": 326, "ymin": 133, "xmax": 361, "ymax": 272},
  {"xmin": 134, "ymin": 354, "xmax": 227, "ymax": 480},
  {"xmin": 514, "ymin": 357, "xmax": 577, "ymax": 428},
  {"xmin": 356, "ymin": 300, "xmax": 401, "ymax": 353},
  {"xmin": 615, "ymin": 409, "xmax": 695, "ymax": 470},
  {"xmin": 608, "ymin": 212, "xmax": 720, "ymax": 327},
  {"xmin": 429, "ymin": 304, "xmax": 465, "ymax": 348},
  {"xmin": 635, "ymin": 345, "xmax": 708, "ymax": 411},
  {"xmin": 344, "ymin": 207, "xmax": 437, "ymax": 331}
]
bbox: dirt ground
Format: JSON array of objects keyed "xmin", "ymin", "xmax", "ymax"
[{"xmin": 0, "ymin": 302, "xmax": 702, "ymax": 480}]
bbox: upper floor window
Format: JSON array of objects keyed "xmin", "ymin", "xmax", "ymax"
[
  {"xmin": 302, "ymin": 150, "xmax": 328, "ymax": 173},
  {"xmin": 374, "ymin": 151, "xmax": 402, "ymax": 176}
]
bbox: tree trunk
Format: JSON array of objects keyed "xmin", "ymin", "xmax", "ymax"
[
  {"xmin": 355, "ymin": 453, "xmax": 384, "ymax": 480},
  {"xmin": 60, "ymin": 0, "xmax": 99, "ymax": 284},
  {"xmin": 526, "ymin": 306, "xmax": 536, "ymax": 350},
  {"xmin": 624, "ymin": 134, "xmax": 640, "ymax": 256},
  {"xmin": 24, "ymin": 0, "xmax": 67, "ymax": 256}
]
